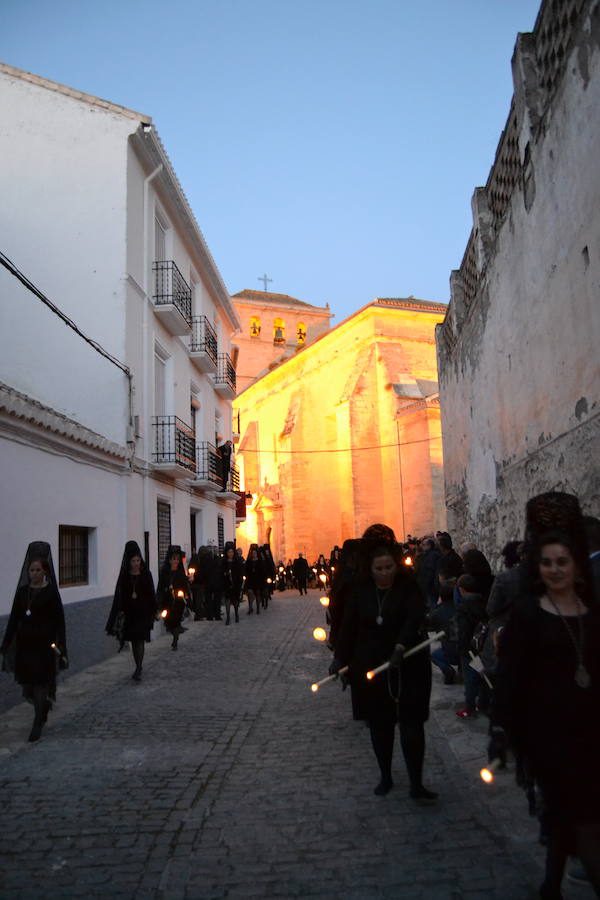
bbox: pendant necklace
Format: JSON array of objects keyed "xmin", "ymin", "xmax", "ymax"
[
  {"xmin": 375, "ymin": 587, "xmax": 390, "ymax": 626},
  {"xmin": 545, "ymin": 595, "xmax": 590, "ymax": 688}
]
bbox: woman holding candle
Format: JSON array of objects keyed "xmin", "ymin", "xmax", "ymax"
[
  {"xmin": 156, "ymin": 545, "xmax": 191, "ymax": 650},
  {"xmin": 491, "ymin": 492, "xmax": 600, "ymax": 899},
  {"xmin": 1, "ymin": 541, "xmax": 67, "ymax": 742},
  {"xmin": 106, "ymin": 541, "xmax": 156, "ymax": 680},
  {"xmin": 332, "ymin": 534, "xmax": 437, "ymax": 801}
]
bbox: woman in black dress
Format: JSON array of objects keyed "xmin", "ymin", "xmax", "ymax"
[
  {"xmin": 156, "ymin": 545, "xmax": 191, "ymax": 650},
  {"xmin": 222, "ymin": 542, "xmax": 244, "ymax": 625},
  {"xmin": 491, "ymin": 492, "xmax": 600, "ymax": 899},
  {"xmin": 332, "ymin": 539, "xmax": 437, "ymax": 801},
  {"xmin": 1, "ymin": 541, "xmax": 67, "ymax": 742},
  {"xmin": 106, "ymin": 541, "xmax": 155, "ymax": 681}
]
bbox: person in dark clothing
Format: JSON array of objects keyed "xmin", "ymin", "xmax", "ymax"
[
  {"xmin": 415, "ymin": 538, "xmax": 442, "ymax": 610},
  {"xmin": 1, "ymin": 541, "xmax": 67, "ymax": 742},
  {"xmin": 435, "ymin": 534, "xmax": 463, "ymax": 598},
  {"xmin": 293, "ymin": 553, "xmax": 310, "ymax": 595},
  {"xmin": 332, "ymin": 540, "xmax": 437, "ymax": 803},
  {"xmin": 491, "ymin": 492, "xmax": 600, "ymax": 900},
  {"xmin": 259, "ymin": 545, "xmax": 276, "ymax": 608},
  {"xmin": 583, "ymin": 516, "xmax": 600, "ymax": 604},
  {"xmin": 106, "ymin": 540, "xmax": 155, "ymax": 681},
  {"xmin": 455, "ymin": 573, "xmax": 488, "ymax": 717},
  {"xmin": 204, "ymin": 548, "xmax": 223, "ymax": 621},
  {"xmin": 217, "ymin": 440, "xmax": 233, "ymax": 491},
  {"xmin": 188, "ymin": 546, "xmax": 212, "ymax": 620},
  {"xmin": 328, "ymin": 539, "xmax": 362, "ymax": 651},
  {"xmin": 156, "ymin": 545, "xmax": 191, "ymax": 650},
  {"xmin": 316, "ymin": 554, "xmax": 330, "ymax": 591},
  {"xmin": 222, "ymin": 542, "xmax": 244, "ymax": 625},
  {"xmin": 244, "ymin": 546, "xmax": 265, "ymax": 614},
  {"xmin": 462, "ymin": 548, "xmax": 494, "ymax": 602},
  {"xmin": 482, "ymin": 541, "xmax": 525, "ymax": 676},
  {"xmin": 429, "ymin": 576, "xmax": 459, "ymax": 684}
]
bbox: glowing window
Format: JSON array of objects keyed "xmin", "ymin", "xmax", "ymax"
[
  {"xmin": 297, "ymin": 322, "xmax": 306, "ymax": 344},
  {"xmin": 250, "ymin": 316, "xmax": 261, "ymax": 338},
  {"xmin": 273, "ymin": 318, "xmax": 285, "ymax": 344}
]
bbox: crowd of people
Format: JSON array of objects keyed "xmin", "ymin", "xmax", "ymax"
[
  {"xmin": 2, "ymin": 490, "xmax": 599, "ymax": 899},
  {"xmin": 323, "ymin": 495, "xmax": 600, "ymax": 899}
]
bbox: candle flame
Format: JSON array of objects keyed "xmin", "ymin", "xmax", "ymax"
[
  {"xmin": 188, "ymin": 567, "xmax": 196, "ymax": 575},
  {"xmin": 160, "ymin": 609, "xmax": 168, "ymax": 618},
  {"xmin": 267, "ymin": 577, "xmax": 272, "ymax": 584},
  {"xmin": 310, "ymin": 683, "xmax": 319, "ymax": 692},
  {"xmin": 319, "ymin": 596, "xmax": 330, "ymax": 607},
  {"xmin": 313, "ymin": 627, "xmax": 327, "ymax": 642},
  {"xmin": 404, "ymin": 556, "xmax": 412, "ymax": 566},
  {"xmin": 319, "ymin": 573, "xmax": 327, "ymax": 583},
  {"xmin": 480, "ymin": 767, "xmax": 494, "ymax": 784},
  {"xmin": 366, "ymin": 670, "xmax": 375, "ymax": 680},
  {"xmin": 177, "ymin": 590, "xmax": 184, "ymax": 597}
]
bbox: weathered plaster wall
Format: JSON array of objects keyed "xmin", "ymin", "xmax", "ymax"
[{"xmin": 437, "ymin": 0, "xmax": 600, "ymax": 562}]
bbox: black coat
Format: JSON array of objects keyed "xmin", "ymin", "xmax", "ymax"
[
  {"xmin": 156, "ymin": 569, "xmax": 190, "ymax": 632},
  {"xmin": 222, "ymin": 557, "xmax": 244, "ymax": 599},
  {"xmin": 336, "ymin": 572, "xmax": 431, "ymax": 724},
  {"xmin": 1, "ymin": 583, "xmax": 66, "ymax": 685},
  {"xmin": 106, "ymin": 569, "xmax": 156, "ymax": 643},
  {"xmin": 244, "ymin": 557, "xmax": 265, "ymax": 592}
]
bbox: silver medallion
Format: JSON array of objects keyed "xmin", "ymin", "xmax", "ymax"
[
  {"xmin": 376, "ymin": 615, "xmax": 383, "ymax": 626},
  {"xmin": 25, "ymin": 609, "xmax": 32, "ymax": 617},
  {"xmin": 575, "ymin": 665, "xmax": 591, "ymax": 688}
]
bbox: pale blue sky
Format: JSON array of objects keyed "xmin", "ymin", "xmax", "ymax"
[{"xmin": 2, "ymin": 0, "xmax": 541, "ymax": 323}]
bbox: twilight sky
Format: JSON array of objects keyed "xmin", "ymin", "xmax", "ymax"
[{"xmin": 2, "ymin": 0, "xmax": 541, "ymax": 324}]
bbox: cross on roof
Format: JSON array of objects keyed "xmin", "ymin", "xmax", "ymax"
[{"xmin": 258, "ymin": 273, "xmax": 272, "ymax": 292}]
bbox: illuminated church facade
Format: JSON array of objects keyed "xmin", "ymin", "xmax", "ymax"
[{"xmin": 233, "ymin": 297, "xmax": 447, "ymax": 562}]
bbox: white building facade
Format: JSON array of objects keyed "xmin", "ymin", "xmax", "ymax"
[{"xmin": 0, "ymin": 63, "xmax": 240, "ymax": 637}]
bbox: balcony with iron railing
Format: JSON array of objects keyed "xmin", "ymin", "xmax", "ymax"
[
  {"xmin": 194, "ymin": 441, "xmax": 239, "ymax": 494},
  {"xmin": 152, "ymin": 261, "xmax": 192, "ymax": 335},
  {"xmin": 152, "ymin": 416, "xmax": 196, "ymax": 477},
  {"xmin": 213, "ymin": 353, "xmax": 236, "ymax": 399},
  {"xmin": 189, "ymin": 315, "xmax": 218, "ymax": 374}
]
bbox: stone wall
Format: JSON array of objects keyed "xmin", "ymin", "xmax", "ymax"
[{"xmin": 436, "ymin": 0, "xmax": 600, "ymax": 565}]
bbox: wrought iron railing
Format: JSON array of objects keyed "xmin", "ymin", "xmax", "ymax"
[
  {"xmin": 153, "ymin": 261, "xmax": 192, "ymax": 325},
  {"xmin": 196, "ymin": 442, "xmax": 239, "ymax": 490},
  {"xmin": 152, "ymin": 416, "xmax": 196, "ymax": 473},
  {"xmin": 190, "ymin": 315, "xmax": 218, "ymax": 363},
  {"xmin": 215, "ymin": 353, "xmax": 236, "ymax": 393}
]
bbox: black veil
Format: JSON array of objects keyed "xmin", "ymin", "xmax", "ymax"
[{"xmin": 15, "ymin": 540, "xmax": 59, "ymax": 592}]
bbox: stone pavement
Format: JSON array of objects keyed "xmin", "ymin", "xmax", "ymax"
[{"xmin": 0, "ymin": 591, "xmax": 594, "ymax": 900}]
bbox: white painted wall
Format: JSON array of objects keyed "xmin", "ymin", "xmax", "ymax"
[
  {"xmin": 0, "ymin": 69, "xmax": 139, "ymax": 445},
  {"xmin": 0, "ymin": 436, "xmax": 127, "ymax": 615}
]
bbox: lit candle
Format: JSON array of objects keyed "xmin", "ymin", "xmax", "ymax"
[
  {"xmin": 188, "ymin": 567, "xmax": 196, "ymax": 576},
  {"xmin": 404, "ymin": 556, "xmax": 413, "ymax": 566},
  {"xmin": 313, "ymin": 627, "xmax": 327, "ymax": 642},
  {"xmin": 177, "ymin": 590, "xmax": 184, "ymax": 598},
  {"xmin": 50, "ymin": 643, "xmax": 61, "ymax": 656},
  {"xmin": 480, "ymin": 758, "xmax": 502, "ymax": 784},
  {"xmin": 319, "ymin": 596, "xmax": 330, "ymax": 607},
  {"xmin": 319, "ymin": 573, "xmax": 327, "ymax": 583},
  {"xmin": 160, "ymin": 609, "xmax": 168, "ymax": 619},
  {"xmin": 267, "ymin": 578, "xmax": 272, "ymax": 584}
]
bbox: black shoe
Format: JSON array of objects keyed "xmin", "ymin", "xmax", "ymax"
[
  {"xmin": 443, "ymin": 670, "xmax": 456, "ymax": 685},
  {"xmin": 374, "ymin": 777, "xmax": 394, "ymax": 796},
  {"xmin": 225, "ymin": 619, "xmax": 230, "ymax": 625},
  {"xmin": 132, "ymin": 668, "xmax": 142, "ymax": 682},
  {"xmin": 410, "ymin": 785, "xmax": 438, "ymax": 804}
]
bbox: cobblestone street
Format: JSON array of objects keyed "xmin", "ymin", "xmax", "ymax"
[{"xmin": 0, "ymin": 591, "xmax": 592, "ymax": 900}]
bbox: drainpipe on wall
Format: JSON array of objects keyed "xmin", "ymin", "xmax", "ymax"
[{"xmin": 142, "ymin": 163, "xmax": 163, "ymax": 568}]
